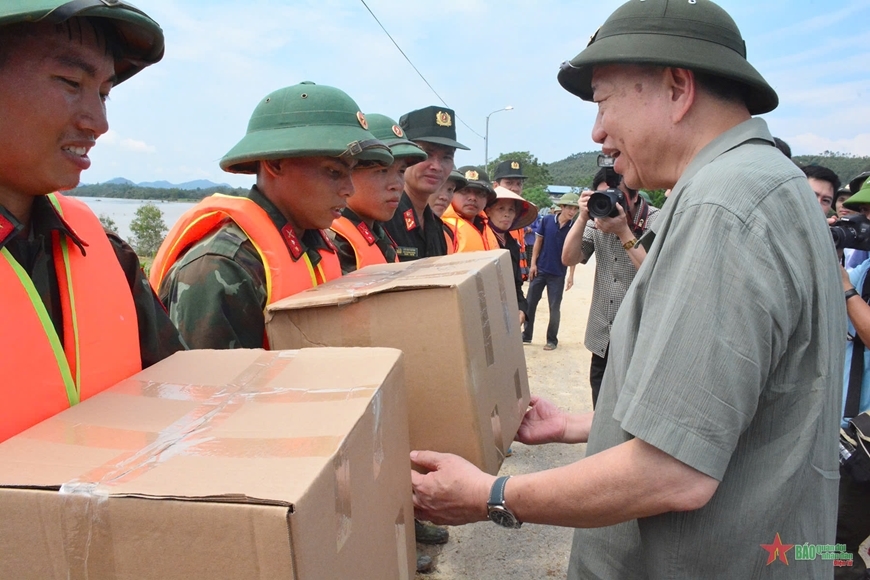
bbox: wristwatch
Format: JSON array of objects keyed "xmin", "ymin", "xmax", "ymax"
[
  {"xmin": 846, "ymin": 288, "xmax": 860, "ymax": 302},
  {"xmin": 622, "ymin": 238, "xmax": 638, "ymax": 251},
  {"xmin": 487, "ymin": 476, "xmax": 522, "ymax": 529}
]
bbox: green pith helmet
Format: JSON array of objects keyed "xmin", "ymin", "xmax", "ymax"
[
  {"xmin": 0, "ymin": 0, "xmax": 164, "ymax": 84},
  {"xmin": 457, "ymin": 165, "xmax": 496, "ymax": 205},
  {"xmin": 557, "ymin": 193, "xmax": 580, "ymax": 207},
  {"xmin": 557, "ymin": 0, "xmax": 778, "ymax": 115},
  {"xmin": 447, "ymin": 169, "xmax": 468, "ymax": 190},
  {"xmin": 220, "ymin": 82, "xmax": 394, "ymax": 174},
  {"xmin": 843, "ymin": 178, "xmax": 870, "ymax": 210},
  {"xmin": 363, "ymin": 114, "xmax": 427, "ymax": 164},
  {"xmin": 849, "ymin": 171, "xmax": 870, "ymax": 197}
]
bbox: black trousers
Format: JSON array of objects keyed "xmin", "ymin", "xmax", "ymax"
[
  {"xmin": 836, "ymin": 469, "xmax": 870, "ymax": 579},
  {"xmin": 589, "ymin": 346, "xmax": 609, "ymax": 409}
]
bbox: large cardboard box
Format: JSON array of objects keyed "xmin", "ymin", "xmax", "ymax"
[
  {"xmin": 0, "ymin": 348, "xmax": 414, "ymax": 580},
  {"xmin": 266, "ymin": 250, "xmax": 531, "ymax": 475}
]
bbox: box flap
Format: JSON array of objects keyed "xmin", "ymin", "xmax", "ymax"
[
  {"xmin": 266, "ymin": 250, "xmax": 509, "ymax": 313},
  {"xmin": 0, "ymin": 348, "xmax": 402, "ymax": 508}
]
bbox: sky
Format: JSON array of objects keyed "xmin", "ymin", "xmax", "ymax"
[{"xmin": 87, "ymin": 0, "xmax": 870, "ymax": 188}]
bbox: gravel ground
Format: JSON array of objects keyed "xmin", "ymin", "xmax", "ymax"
[{"xmin": 416, "ymin": 261, "xmax": 596, "ymax": 579}]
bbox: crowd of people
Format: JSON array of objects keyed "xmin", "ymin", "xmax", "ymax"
[{"xmin": 1, "ymin": 0, "xmax": 868, "ymax": 578}]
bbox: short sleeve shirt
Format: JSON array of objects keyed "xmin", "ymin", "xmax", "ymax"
[
  {"xmin": 580, "ymin": 202, "xmax": 660, "ymax": 356},
  {"xmin": 535, "ymin": 213, "xmax": 572, "ymax": 277},
  {"xmin": 569, "ymin": 118, "xmax": 845, "ymax": 579}
]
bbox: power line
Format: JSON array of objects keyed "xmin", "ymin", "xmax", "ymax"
[{"xmin": 359, "ymin": 0, "xmax": 485, "ymax": 140}]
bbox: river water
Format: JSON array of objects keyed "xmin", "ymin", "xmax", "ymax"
[{"xmin": 77, "ymin": 197, "xmax": 198, "ymax": 243}]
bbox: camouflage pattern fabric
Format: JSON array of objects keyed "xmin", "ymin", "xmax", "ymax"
[{"xmin": 158, "ymin": 187, "xmax": 331, "ymax": 350}]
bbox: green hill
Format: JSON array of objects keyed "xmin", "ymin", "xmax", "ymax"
[
  {"xmin": 68, "ymin": 182, "xmax": 248, "ymax": 201},
  {"xmin": 545, "ymin": 151, "xmax": 870, "ymax": 190}
]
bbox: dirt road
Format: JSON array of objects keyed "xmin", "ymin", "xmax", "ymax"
[{"xmin": 416, "ymin": 260, "xmax": 597, "ymax": 579}]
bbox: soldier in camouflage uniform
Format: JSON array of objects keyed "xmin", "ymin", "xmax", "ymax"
[
  {"xmin": 329, "ymin": 114, "xmax": 427, "ymax": 273},
  {"xmin": 152, "ymin": 82, "xmax": 392, "ymax": 349}
]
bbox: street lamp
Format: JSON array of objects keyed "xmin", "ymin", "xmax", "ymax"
[{"xmin": 484, "ymin": 106, "xmax": 513, "ymax": 172}]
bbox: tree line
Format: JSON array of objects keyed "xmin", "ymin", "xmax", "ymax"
[{"xmin": 69, "ymin": 182, "xmax": 249, "ymax": 201}]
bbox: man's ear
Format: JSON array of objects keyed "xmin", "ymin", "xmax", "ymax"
[
  {"xmin": 665, "ymin": 67, "xmax": 696, "ymax": 123},
  {"xmin": 260, "ymin": 158, "xmax": 283, "ymax": 178}
]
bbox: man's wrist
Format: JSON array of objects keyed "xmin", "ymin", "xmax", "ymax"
[{"xmin": 846, "ymin": 288, "xmax": 860, "ymax": 302}]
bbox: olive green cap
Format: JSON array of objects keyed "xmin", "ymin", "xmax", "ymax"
[
  {"xmin": 557, "ymin": 193, "xmax": 580, "ymax": 207},
  {"xmin": 447, "ymin": 169, "xmax": 468, "ymax": 190},
  {"xmin": 457, "ymin": 166, "xmax": 496, "ymax": 205},
  {"xmin": 363, "ymin": 114, "xmax": 427, "ymax": 164},
  {"xmin": 0, "ymin": 0, "xmax": 164, "ymax": 84},
  {"xmin": 399, "ymin": 106, "xmax": 470, "ymax": 150},
  {"xmin": 220, "ymin": 82, "xmax": 394, "ymax": 174},
  {"xmin": 557, "ymin": 0, "xmax": 778, "ymax": 115},
  {"xmin": 843, "ymin": 178, "xmax": 870, "ymax": 210}
]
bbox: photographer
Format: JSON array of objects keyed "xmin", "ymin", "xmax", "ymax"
[
  {"xmin": 837, "ymin": 179, "xmax": 870, "ymax": 580},
  {"xmin": 562, "ymin": 168, "xmax": 659, "ymax": 407},
  {"xmin": 802, "ymin": 164, "xmax": 841, "ymax": 216}
]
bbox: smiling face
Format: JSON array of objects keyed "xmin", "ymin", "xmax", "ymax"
[
  {"xmin": 452, "ymin": 187, "xmax": 488, "ymax": 220},
  {"xmin": 0, "ymin": 20, "xmax": 115, "ymax": 204},
  {"xmin": 262, "ymin": 156, "xmax": 356, "ymax": 231},
  {"xmin": 590, "ymin": 65, "xmax": 672, "ymax": 191},
  {"xmin": 349, "ymin": 158, "xmax": 411, "ymax": 223}
]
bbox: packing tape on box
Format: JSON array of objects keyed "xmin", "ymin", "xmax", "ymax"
[
  {"xmin": 52, "ymin": 350, "xmax": 372, "ymax": 568},
  {"xmin": 495, "ymin": 258, "xmax": 514, "ymax": 335},
  {"xmin": 475, "ymin": 272, "xmax": 496, "ymax": 367}
]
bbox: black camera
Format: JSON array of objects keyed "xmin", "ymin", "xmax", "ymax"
[
  {"xmin": 588, "ymin": 188, "xmax": 629, "ymax": 219},
  {"xmin": 831, "ymin": 214, "xmax": 870, "ymax": 250}
]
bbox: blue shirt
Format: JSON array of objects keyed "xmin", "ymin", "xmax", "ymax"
[
  {"xmin": 843, "ymin": 258, "xmax": 870, "ymax": 426},
  {"xmin": 535, "ymin": 213, "xmax": 572, "ymax": 277}
]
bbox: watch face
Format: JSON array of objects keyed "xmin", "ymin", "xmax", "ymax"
[{"xmin": 488, "ymin": 506, "xmax": 521, "ymax": 529}]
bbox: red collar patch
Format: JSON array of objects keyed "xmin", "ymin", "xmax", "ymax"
[
  {"xmin": 0, "ymin": 213, "xmax": 14, "ymax": 246},
  {"xmin": 356, "ymin": 221, "xmax": 377, "ymax": 245},
  {"xmin": 281, "ymin": 225, "xmax": 304, "ymax": 260},
  {"xmin": 319, "ymin": 229, "xmax": 337, "ymax": 252},
  {"xmin": 403, "ymin": 208, "xmax": 417, "ymax": 231}
]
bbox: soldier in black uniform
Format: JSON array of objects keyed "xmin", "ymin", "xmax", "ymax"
[{"xmin": 383, "ymin": 106, "xmax": 469, "ymax": 261}]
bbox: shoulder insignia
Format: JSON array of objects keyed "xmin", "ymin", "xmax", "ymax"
[
  {"xmin": 356, "ymin": 221, "xmax": 377, "ymax": 245},
  {"xmin": 403, "ymin": 208, "xmax": 417, "ymax": 231},
  {"xmin": 436, "ymin": 111, "xmax": 452, "ymax": 127},
  {"xmin": 281, "ymin": 225, "xmax": 304, "ymax": 260}
]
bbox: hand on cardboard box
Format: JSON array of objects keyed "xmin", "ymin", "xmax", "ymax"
[
  {"xmin": 516, "ymin": 396, "xmax": 592, "ymax": 445},
  {"xmin": 410, "ymin": 450, "xmax": 497, "ymax": 526}
]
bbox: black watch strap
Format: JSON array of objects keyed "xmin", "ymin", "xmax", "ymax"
[
  {"xmin": 846, "ymin": 288, "xmax": 860, "ymax": 302},
  {"xmin": 488, "ymin": 475, "xmax": 511, "ymax": 506}
]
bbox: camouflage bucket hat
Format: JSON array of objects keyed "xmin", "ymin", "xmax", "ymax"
[
  {"xmin": 490, "ymin": 186, "xmax": 538, "ymax": 231},
  {"xmin": 0, "ymin": 0, "xmax": 164, "ymax": 84},
  {"xmin": 363, "ymin": 114, "xmax": 427, "ymax": 164},
  {"xmin": 557, "ymin": 0, "xmax": 778, "ymax": 115},
  {"xmin": 221, "ymin": 82, "xmax": 393, "ymax": 174}
]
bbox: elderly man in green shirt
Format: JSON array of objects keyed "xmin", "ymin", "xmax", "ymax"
[{"xmin": 409, "ymin": 1, "xmax": 845, "ymax": 578}]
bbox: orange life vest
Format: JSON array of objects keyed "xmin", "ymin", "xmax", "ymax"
[
  {"xmin": 0, "ymin": 193, "xmax": 141, "ymax": 443},
  {"xmin": 329, "ymin": 215, "xmax": 398, "ymax": 271},
  {"xmin": 510, "ymin": 230, "xmax": 529, "ymax": 280},
  {"xmin": 150, "ymin": 194, "xmax": 341, "ymax": 308},
  {"xmin": 441, "ymin": 206, "xmax": 499, "ymax": 253}
]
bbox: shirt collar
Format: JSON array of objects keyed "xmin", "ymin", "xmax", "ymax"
[{"xmin": 0, "ymin": 195, "xmax": 88, "ymax": 254}]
